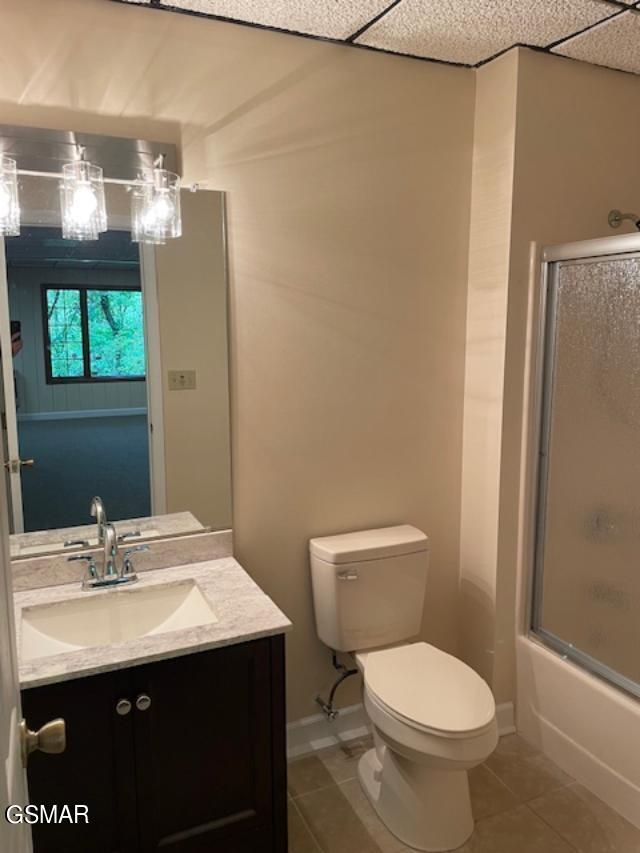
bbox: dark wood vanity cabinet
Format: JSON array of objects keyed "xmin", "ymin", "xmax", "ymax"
[{"xmin": 21, "ymin": 636, "xmax": 287, "ymax": 853}]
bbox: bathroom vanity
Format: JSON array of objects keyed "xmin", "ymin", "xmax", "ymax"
[{"xmin": 15, "ymin": 558, "xmax": 291, "ymax": 853}]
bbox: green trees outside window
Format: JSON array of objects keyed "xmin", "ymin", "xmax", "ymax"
[{"xmin": 44, "ymin": 286, "xmax": 146, "ymax": 383}]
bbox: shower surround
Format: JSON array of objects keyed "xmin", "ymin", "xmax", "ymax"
[{"xmin": 517, "ymin": 233, "xmax": 640, "ymax": 829}]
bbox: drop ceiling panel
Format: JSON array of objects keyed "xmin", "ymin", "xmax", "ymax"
[
  {"xmin": 155, "ymin": 0, "xmax": 394, "ymax": 40},
  {"xmin": 553, "ymin": 11, "xmax": 640, "ymax": 74},
  {"xmin": 355, "ymin": 0, "xmax": 620, "ymax": 64}
]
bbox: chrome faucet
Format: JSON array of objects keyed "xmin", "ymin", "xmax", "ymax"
[
  {"xmin": 90, "ymin": 496, "xmax": 108, "ymax": 545},
  {"xmin": 68, "ymin": 523, "xmax": 149, "ymax": 591},
  {"xmin": 102, "ymin": 523, "xmax": 118, "ymax": 578}
]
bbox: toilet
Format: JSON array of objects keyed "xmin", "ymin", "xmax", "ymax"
[{"xmin": 309, "ymin": 525, "xmax": 498, "ymax": 852}]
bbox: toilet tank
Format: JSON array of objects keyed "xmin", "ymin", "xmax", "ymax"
[{"xmin": 309, "ymin": 525, "xmax": 429, "ymax": 653}]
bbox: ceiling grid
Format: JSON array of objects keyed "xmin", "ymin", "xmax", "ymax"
[{"xmin": 113, "ymin": 0, "xmax": 640, "ymax": 75}]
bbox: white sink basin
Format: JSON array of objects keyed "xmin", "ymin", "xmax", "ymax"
[{"xmin": 21, "ymin": 581, "xmax": 218, "ymax": 661}]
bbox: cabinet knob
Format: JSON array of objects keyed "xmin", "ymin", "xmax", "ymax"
[
  {"xmin": 116, "ymin": 698, "xmax": 132, "ymax": 716},
  {"xmin": 136, "ymin": 694, "xmax": 152, "ymax": 712}
]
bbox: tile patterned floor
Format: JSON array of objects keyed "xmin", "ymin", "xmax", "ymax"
[{"xmin": 287, "ymin": 735, "xmax": 640, "ymax": 853}]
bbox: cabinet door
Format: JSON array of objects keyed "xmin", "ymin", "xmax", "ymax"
[
  {"xmin": 21, "ymin": 669, "xmax": 138, "ymax": 853},
  {"xmin": 130, "ymin": 639, "xmax": 278, "ymax": 853}
]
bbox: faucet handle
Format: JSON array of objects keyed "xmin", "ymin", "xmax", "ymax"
[
  {"xmin": 67, "ymin": 554, "xmax": 98, "ymax": 581},
  {"xmin": 122, "ymin": 544, "xmax": 150, "ymax": 557},
  {"xmin": 122, "ymin": 545, "xmax": 151, "ymax": 560},
  {"xmin": 117, "ymin": 530, "xmax": 142, "ymax": 544},
  {"xmin": 121, "ymin": 544, "xmax": 149, "ymax": 577}
]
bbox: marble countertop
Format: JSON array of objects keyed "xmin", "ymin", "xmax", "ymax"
[{"xmin": 15, "ymin": 557, "xmax": 291, "ymax": 689}]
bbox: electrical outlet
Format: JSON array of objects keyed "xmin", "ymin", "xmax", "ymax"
[{"xmin": 168, "ymin": 370, "xmax": 196, "ymax": 391}]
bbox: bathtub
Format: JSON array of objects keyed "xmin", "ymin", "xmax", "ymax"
[{"xmin": 516, "ymin": 633, "xmax": 640, "ymax": 828}]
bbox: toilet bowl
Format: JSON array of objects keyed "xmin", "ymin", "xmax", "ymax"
[
  {"xmin": 355, "ymin": 642, "xmax": 497, "ymax": 851},
  {"xmin": 309, "ymin": 525, "xmax": 498, "ymax": 852}
]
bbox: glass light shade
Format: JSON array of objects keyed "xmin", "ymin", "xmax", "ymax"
[
  {"xmin": 0, "ymin": 156, "xmax": 20, "ymax": 237},
  {"xmin": 130, "ymin": 185, "xmax": 165, "ymax": 245},
  {"xmin": 60, "ymin": 159, "xmax": 107, "ymax": 241},
  {"xmin": 131, "ymin": 165, "xmax": 181, "ymax": 244}
]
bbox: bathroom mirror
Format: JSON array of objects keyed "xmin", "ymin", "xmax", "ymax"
[{"xmin": 0, "ymin": 150, "xmax": 232, "ymax": 560}]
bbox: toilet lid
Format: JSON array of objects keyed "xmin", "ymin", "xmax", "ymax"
[{"xmin": 364, "ymin": 643, "xmax": 495, "ymax": 735}]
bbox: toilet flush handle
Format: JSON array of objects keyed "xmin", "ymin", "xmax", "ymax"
[{"xmin": 337, "ymin": 569, "xmax": 358, "ymax": 581}]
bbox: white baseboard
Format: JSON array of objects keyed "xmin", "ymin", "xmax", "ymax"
[
  {"xmin": 18, "ymin": 407, "xmax": 147, "ymax": 422},
  {"xmin": 287, "ymin": 704, "xmax": 370, "ymax": 759},
  {"xmin": 287, "ymin": 700, "xmax": 517, "ymax": 759}
]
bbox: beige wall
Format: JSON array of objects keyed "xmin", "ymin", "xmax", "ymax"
[
  {"xmin": 154, "ymin": 190, "xmax": 232, "ymax": 531},
  {"xmin": 216, "ymin": 43, "xmax": 475, "ymax": 719},
  {"xmin": 0, "ymin": 0, "xmax": 475, "ymax": 719},
  {"xmin": 459, "ymin": 52, "xmax": 518, "ymax": 693}
]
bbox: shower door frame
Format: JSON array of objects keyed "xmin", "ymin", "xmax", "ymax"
[{"xmin": 532, "ymin": 232, "xmax": 640, "ymax": 702}]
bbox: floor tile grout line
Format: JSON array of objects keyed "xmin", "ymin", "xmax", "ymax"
[
  {"xmin": 488, "ymin": 771, "xmax": 574, "ymax": 805},
  {"xmin": 483, "ymin": 751, "xmax": 575, "ymax": 804},
  {"xmin": 336, "ymin": 775, "xmax": 361, "ymax": 790},
  {"xmin": 290, "ymin": 797, "xmax": 325, "ymax": 853},
  {"xmin": 481, "ymin": 759, "xmax": 520, "ymax": 792},
  {"xmin": 290, "ymin": 781, "xmax": 342, "ymax": 800},
  {"xmin": 522, "ymin": 802, "xmax": 582, "ymax": 852},
  {"xmin": 290, "ymin": 772, "xmax": 359, "ymax": 800},
  {"xmin": 292, "ymin": 777, "xmax": 389, "ymax": 853}
]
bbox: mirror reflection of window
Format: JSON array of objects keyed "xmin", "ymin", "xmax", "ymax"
[{"xmin": 44, "ymin": 286, "xmax": 146, "ymax": 383}]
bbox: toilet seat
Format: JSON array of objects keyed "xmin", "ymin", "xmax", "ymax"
[{"xmin": 360, "ymin": 642, "xmax": 496, "ymax": 738}]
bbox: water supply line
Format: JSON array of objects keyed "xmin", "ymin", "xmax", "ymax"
[{"xmin": 315, "ymin": 652, "xmax": 359, "ymax": 721}]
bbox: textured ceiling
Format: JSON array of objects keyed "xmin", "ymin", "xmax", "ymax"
[
  {"xmin": 357, "ymin": 0, "xmax": 618, "ymax": 65},
  {"xmin": 554, "ymin": 9, "xmax": 640, "ymax": 74},
  {"xmin": 115, "ymin": 0, "xmax": 640, "ymax": 73}
]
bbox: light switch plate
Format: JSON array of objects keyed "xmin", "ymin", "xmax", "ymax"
[{"xmin": 168, "ymin": 370, "xmax": 197, "ymax": 391}]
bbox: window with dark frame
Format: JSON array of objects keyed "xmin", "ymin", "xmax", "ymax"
[{"xmin": 42, "ymin": 284, "xmax": 146, "ymax": 384}]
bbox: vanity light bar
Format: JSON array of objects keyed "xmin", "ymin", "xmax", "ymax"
[
  {"xmin": 4, "ymin": 157, "xmax": 198, "ymax": 244},
  {"xmin": 14, "ymin": 167, "xmax": 199, "ymax": 191}
]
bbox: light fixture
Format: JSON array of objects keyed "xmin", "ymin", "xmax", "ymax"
[
  {"xmin": 0, "ymin": 156, "xmax": 20, "ymax": 236},
  {"xmin": 130, "ymin": 185, "xmax": 165, "ymax": 246},
  {"xmin": 1, "ymin": 144, "xmax": 190, "ymax": 243},
  {"xmin": 59, "ymin": 145, "xmax": 107, "ymax": 241},
  {"xmin": 131, "ymin": 154, "xmax": 181, "ymax": 245}
]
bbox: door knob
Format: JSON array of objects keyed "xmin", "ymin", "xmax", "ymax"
[
  {"xmin": 20, "ymin": 718, "xmax": 66, "ymax": 768},
  {"xmin": 4, "ymin": 458, "xmax": 35, "ymax": 473},
  {"xmin": 135, "ymin": 694, "xmax": 151, "ymax": 712}
]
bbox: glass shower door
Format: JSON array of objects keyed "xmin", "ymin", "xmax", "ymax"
[{"xmin": 533, "ymin": 253, "xmax": 640, "ymax": 698}]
